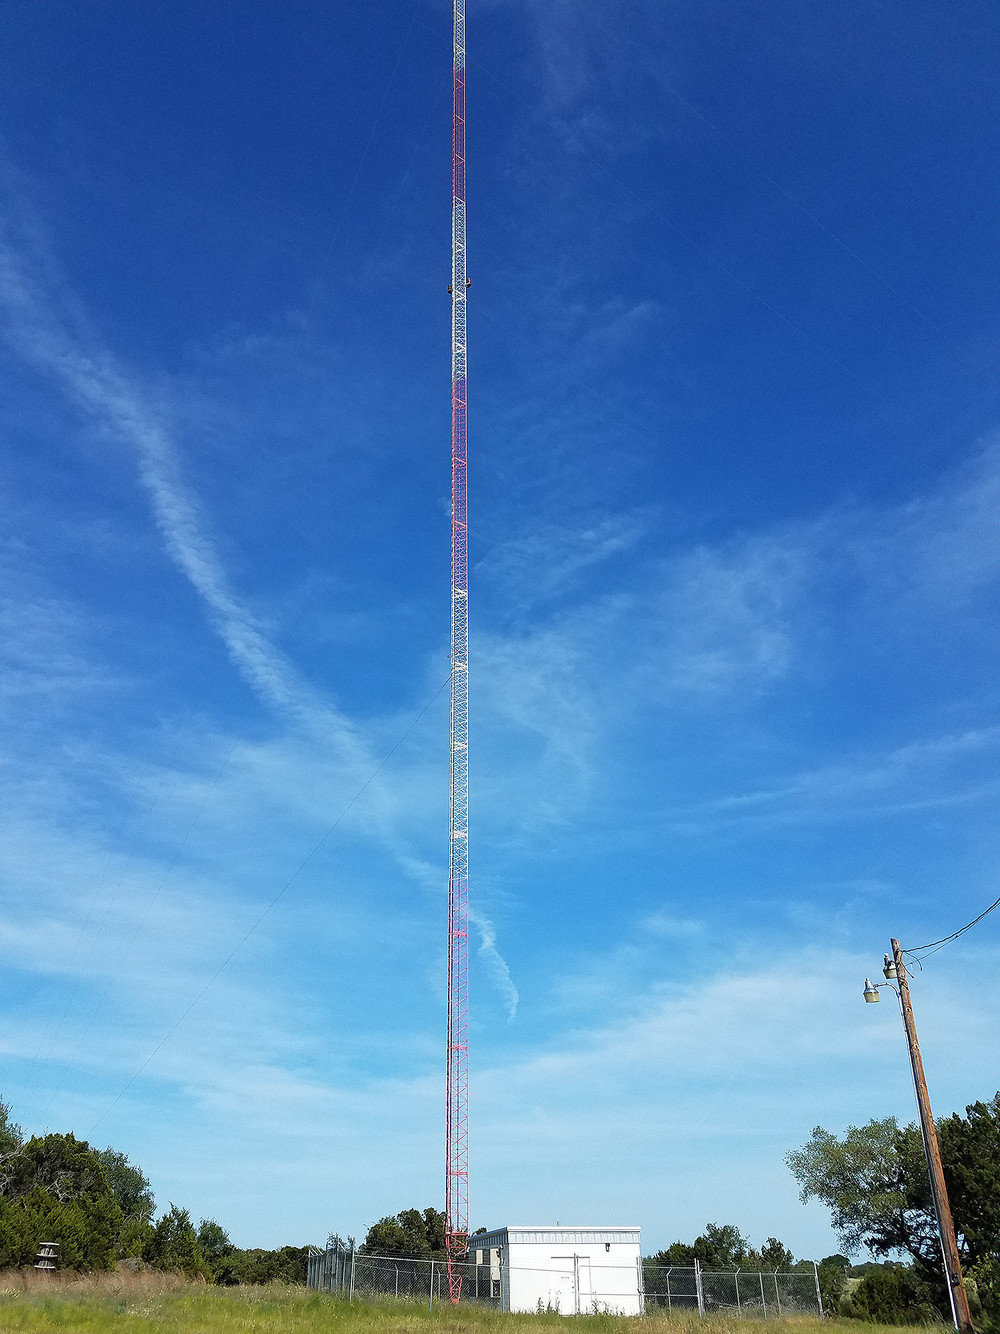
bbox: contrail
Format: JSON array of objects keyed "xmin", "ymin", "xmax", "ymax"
[
  {"xmin": 0, "ymin": 200, "xmax": 521, "ymax": 1016},
  {"xmin": 0, "ymin": 209, "xmax": 356, "ymax": 754}
]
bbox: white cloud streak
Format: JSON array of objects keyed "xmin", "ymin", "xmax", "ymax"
[
  {"xmin": 471, "ymin": 910, "xmax": 520, "ymax": 1020},
  {"xmin": 0, "ymin": 211, "xmax": 359, "ymax": 755},
  {"xmin": 0, "ymin": 203, "xmax": 524, "ymax": 1027}
]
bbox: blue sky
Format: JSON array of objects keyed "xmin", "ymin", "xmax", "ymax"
[{"xmin": 1, "ymin": 0, "xmax": 999, "ymax": 1259}]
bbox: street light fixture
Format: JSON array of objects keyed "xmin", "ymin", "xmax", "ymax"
[{"xmin": 863, "ymin": 939, "xmax": 973, "ymax": 1333}]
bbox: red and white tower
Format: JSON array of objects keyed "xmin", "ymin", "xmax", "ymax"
[{"xmin": 445, "ymin": 0, "xmax": 470, "ymax": 1305}]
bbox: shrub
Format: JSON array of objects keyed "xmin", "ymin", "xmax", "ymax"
[
  {"xmin": 211, "ymin": 1245, "xmax": 309, "ymax": 1285},
  {"xmin": 969, "ymin": 1255, "xmax": 1000, "ymax": 1333},
  {"xmin": 849, "ymin": 1266, "xmax": 936, "ymax": 1323},
  {"xmin": 144, "ymin": 1204, "xmax": 210, "ymax": 1279}
]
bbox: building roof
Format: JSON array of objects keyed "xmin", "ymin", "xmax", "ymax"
[{"xmin": 473, "ymin": 1226, "xmax": 641, "ymax": 1247}]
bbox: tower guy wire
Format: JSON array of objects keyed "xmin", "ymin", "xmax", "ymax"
[
  {"xmin": 86, "ymin": 677, "xmax": 450, "ymax": 1137},
  {"xmin": 445, "ymin": 0, "xmax": 470, "ymax": 1305}
]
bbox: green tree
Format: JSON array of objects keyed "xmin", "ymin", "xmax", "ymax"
[
  {"xmin": 648, "ymin": 1240, "xmax": 696, "ymax": 1266},
  {"xmin": 0, "ymin": 1131, "xmax": 111, "ymax": 1203},
  {"xmin": 755, "ymin": 1237, "xmax": 795, "ymax": 1271},
  {"xmin": 0, "ymin": 1099, "xmax": 23, "ymax": 1156},
  {"xmin": 422, "ymin": 1206, "xmax": 446, "ymax": 1255},
  {"xmin": 816, "ymin": 1254, "xmax": 850, "ymax": 1314},
  {"xmin": 0, "ymin": 1133, "xmax": 123, "ymax": 1270},
  {"xmin": 211, "ymin": 1244, "xmax": 310, "ymax": 1285},
  {"xmin": 787, "ymin": 1097, "xmax": 1000, "ymax": 1322},
  {"xmin": 360, "ymin": 1206, "xmax": 446, "ymax": 1259},
  {"xmin": 786, "ymin": 1117, "xmax": 939, "ymax": 1265},
  {"xmin": 788, "ymin": 1098, "xmax": 1000, "ymax": 1270},
  {"xmin": 94, "ymin": 1147, "xmax": 155, "ymax": 1258},
  {"xmin": 848, "ymin": 1266, "xmax": 934, "ymax": 1324},
  {"xmin": 144, "ymin": 1203, "xmax": 210, "ymax": 1278},
  {"xmin": 938, "ymin": 1093, "xmax": 1000, "ymax": 1267},
  {"xmin": 197, "ymin": 1217, "xmax": 235, "ymax": 1263},
  {"xmin": 649, "ymin": 1223, "xmax": 762, "ymax": 1270},
  {"xmin": 968, "ymin": 1254, "xmax": 1000, "ymax": 1332},
  {"xmin": 95, "ymin": 1149, "xmax": 155, "ymax": 1224}
]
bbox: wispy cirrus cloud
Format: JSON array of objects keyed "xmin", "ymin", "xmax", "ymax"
[
  {"xmin": 478, "ymin": 511, "xmax": 648, "ymax": 611},
  {"xmin": 471, "ymin": 910, "xmax": 520, "ymax": 1021},
  {"xmin": 662, "ymin": 723, "xmax": 1000, "ymax": 833},
  {"xmin": 0, "ymin": 199, "xmax": 528, "ymax": 1047},
  {"xmin": 0, "ymin": 205, "xmax": 360, "ymax": 756}
]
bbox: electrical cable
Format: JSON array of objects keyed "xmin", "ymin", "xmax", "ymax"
[
  {"xmin": 904, "ymin": 895, "xmax": 1000, "ymax": 955},
  {"xmin": 86, "ymin": 675, "xmax": 450, "ymax": 1135}
]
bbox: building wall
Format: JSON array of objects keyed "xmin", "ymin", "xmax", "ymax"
[{"xmin": 472, "ymin": 1227, "xmax": 642, "ymax": 1316}]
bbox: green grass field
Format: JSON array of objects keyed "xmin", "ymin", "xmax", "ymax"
[{"xmin": 0, "ymin": 1276, "xmax": 929, "ymax": 1334}]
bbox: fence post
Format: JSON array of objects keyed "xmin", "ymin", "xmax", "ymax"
[
  {"xmin": 773, "ymin": 1272, "xmax": 781, "ymax": 1316},
  {"xmin": 349, "ymin": 1244, "xmax": 356, "ymax": 1302},
  {"xmin": 430, "ymin": 1259, "xmax": 435, "ymax": 1311},
  {"xmin": 760, "ymin": 1271, "xmax": 767, "ymax": 1317},
  {"xmin": 666, "ymin": 1266, "xmax": 672, "ymax": 1312},
  {"xmin": 695, "ymin": 1259, "xmax": 705, "ymax": 1318},
  {"xmin": 395, "ymin": 1265, "xmax": 399, "ymax": 1299},
  {"xmin": 813, "ymin": 1261, "xmax": 824, "ymax": 1316},
  {"xmin": 735, "ymin": 1269, "xmax": 742, "ymax": 1315}
]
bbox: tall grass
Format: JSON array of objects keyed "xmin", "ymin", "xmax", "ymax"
[{"xmin": 0, "ymin": 1279, "xmax": 935, "ymax": 1333}]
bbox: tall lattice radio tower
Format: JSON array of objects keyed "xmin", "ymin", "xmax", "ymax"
[{"xmin": 445, "ymin": 0, "xmax": 470, "ymax": 1306}]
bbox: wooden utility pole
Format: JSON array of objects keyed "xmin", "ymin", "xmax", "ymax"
[{"xmin": 890, "ymin": 938, "xmax": 974, "ymax": 1332}]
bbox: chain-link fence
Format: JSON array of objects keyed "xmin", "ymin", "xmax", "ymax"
[
  {"xmin": 307, "ymin": 1239, "xmax": 499, "ymax": 1308},
  {"xmin": 308, "ymin": 1240, "xmax": 823, "ymax": 1317},
  {"xmin": 642, "ymin": 1262, "xmax": 822, "ymax": 1317}
]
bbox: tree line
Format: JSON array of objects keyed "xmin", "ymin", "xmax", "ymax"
[
  {"xmin": 0, "ymin": 1098, "xmax": 313, "ymax": 1281},
  {"xmin": 787, "ymin": 1091, "xmax": 1000, "ymax": 1327},
  {"xmin": 6, "ymin": 1081, "xmax": 996, "ymax": 1325}
]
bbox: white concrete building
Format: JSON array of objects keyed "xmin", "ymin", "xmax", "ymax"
[{"xmin": 471, "ymin": 1226, "xmax": 643, "ymax": 1315}]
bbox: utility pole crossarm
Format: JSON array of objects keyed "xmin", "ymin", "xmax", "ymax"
[{"xmin": 890, "ymin": 938, "xmax": 974, "ymax": 1333}]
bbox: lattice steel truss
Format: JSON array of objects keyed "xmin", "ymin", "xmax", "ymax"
[{"xmin": 445, "ymin": 0, "xmax": 470, "ymax": 1306}]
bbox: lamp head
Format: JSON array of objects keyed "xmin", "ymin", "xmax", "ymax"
[
  {"xmin": 863, "ymin": 978, "xmax": 880, "ymax": 1003},
  {"xmin": 883, "ymin": 953, "xmax": 898, "ymax": 980}
]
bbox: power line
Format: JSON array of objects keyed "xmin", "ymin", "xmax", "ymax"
[{"xmin": 905, "ymin": 895, "xmax": 1000, "ymax": 955}]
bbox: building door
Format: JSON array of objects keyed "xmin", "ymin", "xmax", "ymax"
[
  {"xmin": 576, "ymin": 1256, "xmax": 592, "ymax": 1311},
  {"xmin": 549, "ymin": 1256, "xmax": 578, "ymax": 1314}
]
